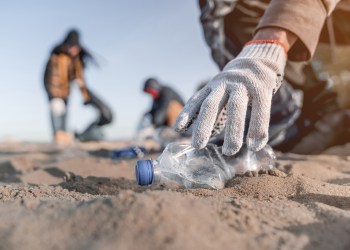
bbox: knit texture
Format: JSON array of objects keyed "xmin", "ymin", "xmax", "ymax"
[{"xmin": 175, "ymin": 43, "xmax": 286, "ymax": 155}]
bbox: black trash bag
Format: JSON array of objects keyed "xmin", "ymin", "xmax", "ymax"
[{"xmin": 75, "ymin": 88, "xmax": 113, "ymax": 142}]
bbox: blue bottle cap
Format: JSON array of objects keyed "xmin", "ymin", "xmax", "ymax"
[{"xmin": 135, "ymin": 160, "xmax": 154, "ymax": 185}]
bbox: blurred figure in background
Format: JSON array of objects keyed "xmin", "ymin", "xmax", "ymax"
[
  {"xmin": 43, "ymin": 29, "xmax": 113, "ymax": 144},
  {"xmin": 106, "ymin": 78, "xmax": 186, "ymax": 160},
  {"xmin": 133, "ymin": 78, "xmax": 186, "ymax": 151},
  {"xmin": 143, "ymin": 78, "xmax": 184, "ymax": 129}
]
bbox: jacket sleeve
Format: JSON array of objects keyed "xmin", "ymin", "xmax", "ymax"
[
  {"xmin": 74, "ymin": 60, "xmax": 91, "ymax": 103},
  {"xmin": 256, "ymin": 0, "xmax": 341, "ymax": 61},
  {"xmin": 199, "ymin": 0, "xmax": 240, "ymax": 69},
  {"xmin": 44, "ymin": 55, "xmax": 57, "ymax": 97}
]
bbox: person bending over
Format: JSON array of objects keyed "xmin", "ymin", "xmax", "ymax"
[
  {"xmin": 175, "ymin": 0, "xmax": 350, "ymax": 155},
  {"xmin": 44, "ymin": 29, "xmax": 112, "ymax": 144},
  {"xmin": 143, "ymin": 78, "xmax": 184, "ymax": 128}
]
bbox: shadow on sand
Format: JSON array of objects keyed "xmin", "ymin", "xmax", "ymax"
[{"xmin": 59, "ymin": 175, "xmax": 167, "ymax": 195}]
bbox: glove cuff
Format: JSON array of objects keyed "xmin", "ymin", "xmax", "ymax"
[
  {"xmin": 245, "ymin": 40, "xmax": 288, "ymax": 55},
  {"xmin": 239, "ymin": 42, "xmax": 287, "ymax": 67}
]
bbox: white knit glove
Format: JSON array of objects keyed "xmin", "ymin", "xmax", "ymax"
[{"xmin": 175, "ymin": 42, "xmax": 287, "ymax": 155}]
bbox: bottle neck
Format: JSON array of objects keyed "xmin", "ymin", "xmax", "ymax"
[{"xmin": 152, "ymin": 159, "xmax": 161, "ymax": 184}]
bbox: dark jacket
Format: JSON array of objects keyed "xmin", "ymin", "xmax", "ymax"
[{"xmin": 148, "ymin": 86, "xmax": 185, "ymax": 128}]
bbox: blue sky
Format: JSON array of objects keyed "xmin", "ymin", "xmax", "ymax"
[{"xmin": 0, "ymin": 1, "xmax": 218, "ymax": 142}]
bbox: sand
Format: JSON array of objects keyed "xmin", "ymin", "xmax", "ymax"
[{"xmin": 0, "ymin": 141, "xmax": 349, "ymax": 250}]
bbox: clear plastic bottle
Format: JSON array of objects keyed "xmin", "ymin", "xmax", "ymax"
[{"xmin": 135, "ymin": 142, "xmax": 276, "ymax": 190}]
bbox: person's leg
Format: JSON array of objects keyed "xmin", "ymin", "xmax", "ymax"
[
  {"xmin": 50, "ymin": 98, "xmax": 73, "ymax": 144},
  {"xmin": 289, "ymin": 110, "xmax": 350, "ymax": 154},
  {"xmin": 50, "ymin": 98, "xmax": 67, "ymax": 134}
]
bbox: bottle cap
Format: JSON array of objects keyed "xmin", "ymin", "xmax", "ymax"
[{"xmin": 135, "ymin": 160, "xmax": 154, "ymax": 185}]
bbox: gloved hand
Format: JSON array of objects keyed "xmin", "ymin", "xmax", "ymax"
[{"xmin": 175, "ymin": 41, "xmax": 287, "ymax": 155}]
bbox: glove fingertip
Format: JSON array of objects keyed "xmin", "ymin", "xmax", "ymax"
[
  {"xmin": 222, "ymin": 141, "xmax": 241, "ymax": 156},
  {"xmin": 192, "ymin": 135, "xmax": 209, "ymax": 150},
  {"xmin": 246, "ymin": 137, "xmax": 268, "ymax": 152},
  {"xmin": 174, "ymin": 113, "xmax": 190, "ymax": 131},
  {"xmin": 222, "ymin": 148, "xmax": 240, "ymax": 156},
  {"xmin": 174, "ymin": 125, "xmax": 188, "ymax": 133}
]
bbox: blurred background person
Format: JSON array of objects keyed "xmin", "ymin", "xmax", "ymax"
[
  {"xmin": 43, "ymin": 29, "xmax": 113, "ymax": 144},
  {"xmin": 1, "ymin": 2, "xmax": 216, "ymax": 142},
  {"xmin": 104, "ymin": 78, "xmax": 186, "ymax": 160},
  {"xmin": 143, "ymin": 78, "xmax": 184, "ymax": 129},
  {"xmin": 134, "ymin": 78, "xmax": 186, "ymax": 150}
]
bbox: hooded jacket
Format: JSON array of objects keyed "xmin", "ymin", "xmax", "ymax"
[
  {"xmin": 44, "ymin": 30, "xmax": 92, "ymax": 102},
  {"xmin": 145, "ymin": 80, "xmax": 185, "ymax": 128}
]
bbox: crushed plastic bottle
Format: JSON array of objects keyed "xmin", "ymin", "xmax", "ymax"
[{"xmin": 135, "ymin": 142, "xmax": 276, "ymax": 190}]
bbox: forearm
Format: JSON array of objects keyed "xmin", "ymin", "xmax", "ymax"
[
  {"xmin": 75, "ymin": 78, "xmax": 91, "ymax": 103},
  {"xmin": 253, "ymin": 28, "xmax": 297, "ymax": 53},
  {"xmin": 256, "ymin": 0, "xmax": 334, "ymax": 61}
]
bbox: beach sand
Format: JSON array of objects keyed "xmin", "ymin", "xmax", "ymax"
[{"xmin": 0, "ymin": 141, "xmax": 349, "ymax": 250}]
